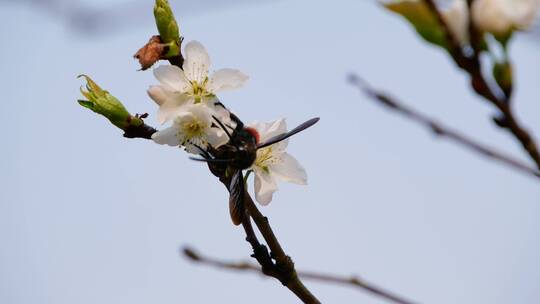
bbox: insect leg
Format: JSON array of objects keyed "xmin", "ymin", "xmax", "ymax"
[{"xmin": 212, "ymin": 115, "xmax": 233, "ymax": 139}]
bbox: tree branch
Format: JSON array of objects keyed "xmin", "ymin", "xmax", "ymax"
[
  {"xmin": 119, "ymin": 124, "xmax": 321, "ymax": 302},
  {"xmin": 123, "ymin": 119, "xmax": 157, "ymax": 139},
  {"xmin": 117, "ymin": 122, "xmax": 321, "ymax": 302},
  {"xmin": 422, "ymin": 0, "xmax": 540, "ymax": 170},
  {"xmin": 245, "ymin": 193, "xmax": 320, "ymax": 303},
  {"xmin": 349, "ymin": 74, "xmax": 540, "ymax": 180},
  {"xmin": 215, "ymin": 174, "xmax": 321, "ymax": 303},
  {"xmin": 182, "ymin": 246, "xmax": 419, "ymax": 304}
]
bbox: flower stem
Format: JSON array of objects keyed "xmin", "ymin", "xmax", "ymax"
[{"xmin": 422, "ymin": 0, "xmax": 540, "ymax": 170}]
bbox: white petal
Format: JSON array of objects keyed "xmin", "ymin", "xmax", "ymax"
[
  {"xmin": 184, "ymin": 103, "xmax": 213, "ymax": 127},
  {"xmin": 207, "ymin": 68, "xmax": 249, "ymax": 93},
  {"xmin": 184, "ymin": 143, "xmax": 205, "ymax": 155},
  {"xmin": 265, "ymin": 118, "xmax": 288, "ymax": 140},
  {"xmin": 272, "ymin": 138, "xmax": 289, "ymax": 153},
  {"xmin": 254, "ymin": 169, "xmax": 278, "ymax": 205},
  {"xmin": 250, "ymin": 118, "xmax": 287, "ymax": 143},
  {"xmin": 153, "ymin": 65, "xmax": 191, "ymax": 92},
  {"xmin": 182, "ymin": 40, "xmax": 211, "ymax": 84},
  {"xmin": 168, "ymin": 104, "xmax": 221, "ymax": 154},
  {"xmin": 147, "ymin": 85, "xmax": 169, "ymax": 106},
  {"xmin": 472, "ymin": 0, "xmax": 510, "ymax": 34},
  {"xmin": 206, "ymin": 127, "xmax": 229, "ymax": 148},
  {"xmin": 271, "ymin": 152, "xmax": 308, "ymax": 185},
  {"xmin": 151, "ymin": 126, "xmax": 180, "ymax": 146},
  {"xmin": 442, "ymin": 0, "xmax": 469, "ymax": 45},
  {"xmin": 510, "ymin": 0, "xmax": 540, "ymax": 28},
  {"xmin": 472, "ymin": 0, "xmax": 540, "ymax": 34},
  {"xmin": 157, "ymin": 94, "xmax": 192, "ymax": 124}
]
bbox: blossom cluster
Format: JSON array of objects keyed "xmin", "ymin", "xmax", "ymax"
[{"xmin": 148, "ymin": 40, "xmax": 308, "ymax": 205}]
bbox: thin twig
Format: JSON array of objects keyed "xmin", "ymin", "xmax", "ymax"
[
  {"xmin": 182, "ymin": 246, "xmax": 419, "ymax": 304},
  {"xmin": 216, "ymin": 174, "xmax": 321, "ymax": 303},
  {"xmin": 348, "ymin": 74, "xmax": 540, "ymax": 180},
  {"xmin": 422, "ymin": 0, "xmax": 540, "ymax": 170},
  {"xmin": 123, "ymin": 121, "xmax": 157, "ymax": 139},
  {"xmin": 246, "ymin": 193, "xmax": 320, "ymax": 303}
]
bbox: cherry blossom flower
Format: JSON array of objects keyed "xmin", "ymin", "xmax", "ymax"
[
  {"xmin": 148, "ymin": 40, "xmax": 248, "ymax": 124},
  {"xmin": 151, "ymin": 104, "xmax": 228, "ymax": 154},
  {"xmin": 248, "ymin": 119, "xmax": 308, "ymax": 205},
  {"xmin": 472, "ymin": 0, "xmax": 540, "ymax": 36}
]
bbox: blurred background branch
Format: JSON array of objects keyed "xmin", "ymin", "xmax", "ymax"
[
  {"xmin": 349, "ymin": 74, "xmax": 540, "ymax": 179},
  {"xmin": 5, "ymin": 0, "xmax": 540, "ymax": 38},
  {"xmin": 182, "ymin": 246, "xmax": 418, "ymax": 304},
  {"xmin": 0, "ymin": 0, "xmax": 279, "ymax": 35},
  {"xmin": 422, "ymin": 0, "xmax": 540, "ymax": 169}
]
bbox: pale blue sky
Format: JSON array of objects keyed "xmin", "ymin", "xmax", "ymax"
[{"xmin": 1, "ymin": 1, "xmax": 539, "ymax": 303}]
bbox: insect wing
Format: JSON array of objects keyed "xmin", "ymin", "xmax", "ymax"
[
  {"xmin": 228, "ymin": 170, "xmax": 245, "ymax": 226},
  {"xmin": 188, "ymin": 157, "xmax": 233, "ymax": 163},
  {"xmin": 257, "ymin": 117, "xmax": 320, "ymax": 149}
]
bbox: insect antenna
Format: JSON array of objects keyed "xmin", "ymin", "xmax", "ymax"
[{"xmin": 192, "ymin": 143, "xmax": 212, "ymax": 159}]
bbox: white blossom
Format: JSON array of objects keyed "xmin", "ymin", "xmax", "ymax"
[
  {"xmin": 472, "ymin": 0, "xmax": 540, "ymax": 36},
  {"xmin": 441, "ymin": 0, "xmax": 469, "ymax": 45},
  {"xmin": 248, "ymin": 119, "xmax": 307, "ymax": 205},
  {"xmin": 149, "ymin": 40, "xmax": 248, "ymax": 124},
  {"xmin": 151, "ymin": 104, "xmax": 228, "ymax": 154}
]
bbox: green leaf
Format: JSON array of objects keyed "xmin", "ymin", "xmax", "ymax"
[
  {"xmin": 384, "ymin": 1, "xmax": 447, "ymax": 49},
  {"xmin": 77, "ymin": 99, "xmax": 95, "ymax": 110},
  {"xmin": 493, "ymin": 61, "xmax": 513, "ymax": 97}
]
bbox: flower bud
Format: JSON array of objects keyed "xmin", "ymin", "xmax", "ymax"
[
  {"xmin": 77, "ymin": 75, "xmax": 134, "ymax": 130},
  {"xmin": 154, "ymin": 0, "xmax": 180, "ymax": 57},
  {"xmin": 441, "ymin": 0, "xmax": 469, "ymax": 46},
  {"xmin": 472, "ymin": 0, "xmax": 540, "ymax": 38}
]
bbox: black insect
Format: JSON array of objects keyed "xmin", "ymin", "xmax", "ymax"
[{"xmin": 192, "ymin": 113, "xmax": 319, "ymax": 226}]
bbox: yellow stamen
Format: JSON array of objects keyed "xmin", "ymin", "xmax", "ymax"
[{"xmin": 255, "ymin": 147, "xmax": 274, "ymax": 173}]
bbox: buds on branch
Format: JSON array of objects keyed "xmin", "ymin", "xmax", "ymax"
[
  {"xmin": 77, "ymin": 75, "xmax": 156, "ymax": 139},
  {"xmin": 154, "ymin": 0, "xmax": 181, "ymax": 51},
  {"xmin": 135, "ymin": 0, "xmax": 183, "ymax": 70},
  {"xmin": 380, "ymin": 0, "xmax": 540, "ymax": 170},
  {"xmin": 78, "ymin": 75, "xmax": 138, "ymax": 130}
]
